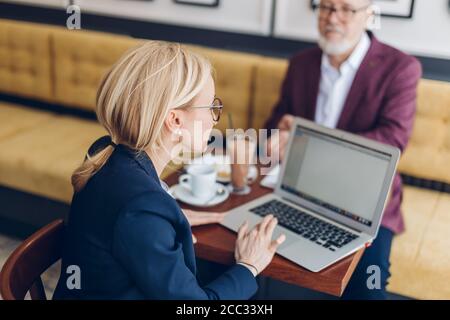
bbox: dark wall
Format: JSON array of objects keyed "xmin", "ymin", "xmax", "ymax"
[{"xmin": 1, "ymin": 3, "xmax": 450, "ymax": 82}]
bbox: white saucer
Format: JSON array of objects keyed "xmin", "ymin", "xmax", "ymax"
[
  {"xmin": 186, "ymin": 154, "xmax": 258, "ymax": 184},
  {"xmin": 169, "ymin": 183, "xmax": 230, "ymax": 207}
]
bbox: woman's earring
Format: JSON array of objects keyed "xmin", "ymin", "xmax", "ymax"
[{"xmin": 176, "ymin": 129, "xmax": 182, "ymax": 142}]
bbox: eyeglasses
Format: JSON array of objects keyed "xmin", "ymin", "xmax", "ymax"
[
  {"xmin": 190, "ymin": 97, "xmax": 223, "ymax": 122},
  {"xmin": 313, "ymin": 2, "xmax": 370, "ymax": 22}
]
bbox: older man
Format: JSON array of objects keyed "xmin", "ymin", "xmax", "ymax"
[{"xmin": 265, "ymin": 0, "xmax": 422, "ymax": 299}]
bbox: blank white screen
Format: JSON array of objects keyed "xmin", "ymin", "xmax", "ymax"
[{"xmin": 282, "ymin": 128, "xmax": 390, "ymax": 224}]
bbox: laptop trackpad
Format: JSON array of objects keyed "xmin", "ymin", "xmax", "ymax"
[
  {"xmin": 236, "ymin": 214, "xmax": 296, "ymax": 250},
  {"xmin": 272, "ymin": 226, "xmax": 297, "ymax": 250}
]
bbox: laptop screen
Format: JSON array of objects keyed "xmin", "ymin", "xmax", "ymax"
[{"xmin": 281, "ymin": 125, "xmax": 392, "ymax": 227}]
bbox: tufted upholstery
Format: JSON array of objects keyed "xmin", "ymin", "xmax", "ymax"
[
  {"xmin": 50, "ymin": 29, "xmax": 258, "ymax": 132},
  {"xmin": 398, "ymin": 79, "xmax": 450, "ymax": 184},
  {"xmin": 251, "ymin": 57, "xmax": 288, "ymax": 131},
  {"xmin": 0, "ymin": 102, "xmax": 55, "ymax": 140},
  {"xmin": 52, "ymin": 29, "xmax": 140, "ymax": 112},
  {"xmin": 0, "ymin": 113, "xmax": 106, "ymax": 203},
  {"xmin": 0, "ymin": 19, "xmax": 53, "ymax": 102},
  {"xmin": 0, "ymin": 19, "xmax": 449, "ymax": 299},
  {"xmin": 0, "ymin": 102, "xmax": 176, "ymax": 204}
]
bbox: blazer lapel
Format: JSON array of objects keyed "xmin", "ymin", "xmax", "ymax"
[{"xmin": 336, "ymin": 33, "xmax": 383, "ymax": 130}]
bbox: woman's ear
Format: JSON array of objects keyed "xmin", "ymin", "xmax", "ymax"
[{"xmin": 164, "ymin": 109, "xmax": 183, "ymax": 136}]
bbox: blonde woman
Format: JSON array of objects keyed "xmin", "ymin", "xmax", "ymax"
[{"xmin": 53, "ymin": 41, "xmax": 285, "ymax": 300}]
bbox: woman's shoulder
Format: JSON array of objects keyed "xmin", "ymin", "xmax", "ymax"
[
  {"xmin": 86, "ymin": 147, "xmax": 162, "ymax": 198},
  {"xmin": 75, "ymin": 146, "xmax": 183, "ymax": 226}
]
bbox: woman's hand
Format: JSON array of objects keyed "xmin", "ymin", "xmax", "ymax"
[
  {"xmin": 183, "ymin": 209, "xmax": 227, "ymax": 244},
  {"xmin": 183, "ymin": 209, "xmax": 226, "ymax": 226},
  {"xmin": 234, "ymin": 215, "xmax": 286, "ymax": 275}
]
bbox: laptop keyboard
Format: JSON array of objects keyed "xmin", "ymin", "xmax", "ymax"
[{"xmin": 249, "ymin": 199, "xmax": 359, "ymax": 252}]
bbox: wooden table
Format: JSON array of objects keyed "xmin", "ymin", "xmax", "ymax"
[{"xmin": 165, "ymin": 169, "xmax": 365, "ymax": 297}]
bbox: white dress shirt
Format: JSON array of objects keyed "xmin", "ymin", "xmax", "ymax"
[{"xmin": 315, "ymin": 33, "xmax": 371, "ymax": 129}]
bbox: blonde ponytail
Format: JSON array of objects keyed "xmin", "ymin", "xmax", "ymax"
[{"xmin": 72, "ymin": 145, "xmax": 115, "ymax": 192}]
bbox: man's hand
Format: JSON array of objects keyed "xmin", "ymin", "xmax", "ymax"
[
  {"xmin": 266, "ymin": 114, "xmax": 294, "ymax": 162},
  {"xmin": 266, "ymin": 130, "xmax": 290, "ymax": 162},
  {"xmin": 277, "ymin": 114, "xmax": 295, "ymax": 131}
]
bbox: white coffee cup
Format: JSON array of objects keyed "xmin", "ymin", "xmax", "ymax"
[{"xmin": 179, "ymin": 165, "xmax": 217, "ymax": 199}]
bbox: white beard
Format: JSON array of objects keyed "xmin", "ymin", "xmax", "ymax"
[{"xmin": 318, "ymin": 36, "xmax": 356, "ymax": 56}]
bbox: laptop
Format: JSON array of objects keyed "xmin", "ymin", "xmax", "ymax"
[{"xmin": 221, "ymin": 117, "xmax": 400, "ymax": 272}]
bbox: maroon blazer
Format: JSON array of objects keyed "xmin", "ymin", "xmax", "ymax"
[{"xmin": 265, "ymin": 32, "xmax": 422, "ymax": 234}]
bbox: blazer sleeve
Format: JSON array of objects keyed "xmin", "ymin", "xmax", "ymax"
[
  {"xmin": 358, "ymin": 56, "xmax": 422, "ymax": 152},
  {"xmin": 112, "ymin": 192, "xmax": 258, "ymax": 300}
]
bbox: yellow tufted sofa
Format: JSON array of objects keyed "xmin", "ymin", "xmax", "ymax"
[{"xmin": 0, "ymin": 19, "xmax": 449, "ymax": 299}]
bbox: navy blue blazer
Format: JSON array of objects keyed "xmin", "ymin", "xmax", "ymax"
[{"xmin": 53, "ymin": 143, "xmax": 257, "ymax": 300}]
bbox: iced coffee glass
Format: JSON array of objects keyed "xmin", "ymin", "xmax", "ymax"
[{"xmin": 226, "ymin": 133, "xmax": 257, "ymax": 195}]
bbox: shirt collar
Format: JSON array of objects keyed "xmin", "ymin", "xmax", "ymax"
[
  {"xmin": 159, "ymin": 179, "xmax": 170, "ymax": 193},
  {"xmin": 321, "ymin": 32, "xmax": 371, "ymax": 74}
]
